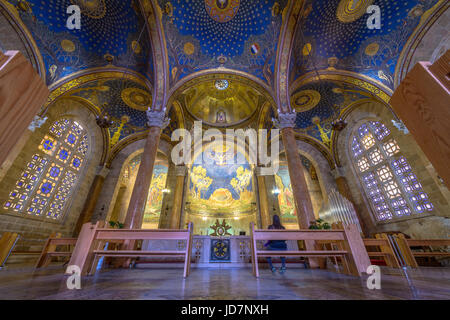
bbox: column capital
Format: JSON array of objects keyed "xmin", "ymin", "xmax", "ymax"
[
  {"xmin": 175, "ymin": 165, "xmax": 187, "ymax": 177},
  {"xmin": 256, "ymin": 166, "xmax": 273, "ymax": 176},
  {"xmin": 95, "ymin": 165, "xmax": 110, "ymax": 178},
  {"xmin": 273, "ymin": 112, "xmax": 297, "ymax": 129},
  {"xmin": 331, "ymin": 167, "xmax": 346, "ymax": 179},
  {"xmin": 146, "ymin": 108, "xmax": 170, "ymax": 129}
]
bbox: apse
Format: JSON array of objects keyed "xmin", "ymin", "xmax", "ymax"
[{"xmin": 185, "ymin": 142, "xmax": 257, "ymax": 235}]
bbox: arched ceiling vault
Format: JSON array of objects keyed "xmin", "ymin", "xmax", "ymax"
[
  {"xmin": 139, "ymin": 0, "xmax": 169, "ymax": 111},
  {"xmin": 155, "ymin": 0, "xmax": 289, "ymax": 92},
  {"xmin": 3, "ymin": 0, "xmax": 155, "ymax": 86},
  {"xmin": 289, "ymin": 0, "xmax": 444, "ymax": 93},
  {"xmin": 274, "ymin": 0, "xmax": 304, "ymax": 113}
]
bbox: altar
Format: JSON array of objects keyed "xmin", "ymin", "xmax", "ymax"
[{"xmin": 137, "ymin": 235, "xmax": 302, "ymax": 269}]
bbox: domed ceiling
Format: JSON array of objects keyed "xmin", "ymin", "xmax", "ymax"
[
  {"xmin": 5, "ymin": 0, "xmax": 153, "ymax": 85},
  {"xmin": 292, "ymin": 80, "xmax": 372, "ymax": 148},
  {"xmin": 290, "ymin": 0, "xmax": 441, "ymax": 89},
  {"xmin": 68, "ymin": 78, "xmax": 179, "ymax": 148},
  {"xmin": 158, "ymin": 0, "xmax": 288, "ymax": 86},
  {"xmin": 177, "ymin": 79, "xmax": 264, "ymax": 126}
]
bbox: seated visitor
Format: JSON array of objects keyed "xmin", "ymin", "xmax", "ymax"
[{"xmin": 265, "ymin": 215, "xmax": 287, "ymax": 274}]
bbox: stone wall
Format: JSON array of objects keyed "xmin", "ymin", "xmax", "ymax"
[
  {"xmin": 0, "ymin": 98, "xmax": 104, "ymax": 255},
  {"xmin": 335, "ymin": 100, "xmax": 450, "ymax": 238}
]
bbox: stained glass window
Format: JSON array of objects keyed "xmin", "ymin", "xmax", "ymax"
[
  {"xmin": 3, "ymin": 119, "xmax": 89, "ymax": 220},
  {"xmin": 351, "ymin": 121, "xmax": 433, "ymax": 221}
]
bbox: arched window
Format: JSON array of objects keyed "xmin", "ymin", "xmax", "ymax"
[
  {"xmin": 351, "ymin": 120, "xmax": 433, "ymax": 222},
  {"xmin": 3, "ymin": 119, "xmax": 89, "ymax": 220}
]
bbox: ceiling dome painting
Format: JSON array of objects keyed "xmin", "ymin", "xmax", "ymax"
[
  {"xmin": 5, "ymin": 0, "xmax": 153, "ymax": 85},
  {"xmin": 290, "ymin": 0, "xmax": 441, "ymax": 90},
  {"xmin": 177, "ymin": 79, "xmax": 263, "ymax": 127},
  {"xmin": 158, "ymin": 0, "xmax": 288, "ymax": 86}
]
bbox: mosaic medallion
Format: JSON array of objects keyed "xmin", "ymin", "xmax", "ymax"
[
  {"xmin": 205, "ymin": 0, "xmax": 240, "ymax": 23},
  {"xmin": 336, "ymin": 0, "xmax": 373, "ymax": 23},
  {"xmin": 61, "ymin": 39, "xmax": 76, "ymax": 53},
  {"xmin": 70, "ymin": 0, "xmax": 107, "ymax": 19},
  {"xmin": 365, "ymin": 42, "xmax": 380, "ymax": 56},
  {"xmin": 121, "ymin": 88, "xmax": 152, "ymax": 111},
  {"xmin": 291, "ymin": 90, "xmax": 321, "ymax": 113},
  {"xmin": 215, "ymin": 79, "xmax": 229, "ymax": 90}
]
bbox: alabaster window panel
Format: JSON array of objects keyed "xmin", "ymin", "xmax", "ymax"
[
  {"xmin": 3, "ymin": 118, "xmax": 89, "ymax": 220},
  {"xmin": 351, "ymin": 121, "xmax": 433, "ymax": 222}
]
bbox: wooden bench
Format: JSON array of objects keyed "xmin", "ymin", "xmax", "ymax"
[
  {"xmin": 392, "ymin": 234, "xmax": 450, "ymax": 268},
  {"xmin": 363, "ymin": 234, "xmax": 401, "ymax": 268},
  {"xmin": 67, "ymin": 222, "xmax": 193, "ymax": 277},
  {"xmin": 35, "ymin": 233, "xmax": 78, "ymax": 268},
  {"xmin": 250, "ymin": 223, "xmax": 370, "ymax": 277},
  {"xmin": 0, "ymin": 232, "xmax": 20, "ymax": 268}
]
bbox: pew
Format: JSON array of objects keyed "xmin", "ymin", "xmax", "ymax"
[
  {"xmin": 392, "ymin": 234, "xmax": 450, "ymax": 268},
  {"xmin": 363, "ymin": 234, "xmax": 401, "ymax": 268},
  {"xmin": 35, "ymin": 233, "xmax": 78, "ymax": 268},
  {"xmin": 67, "ymin": 222, "xmax": 194, "ymax": 277},
  {"xmin": 0, "ymin": 232, "xmax": 20, "ymax": 268},
  {"xmin": 250, "ymin": 223, "xmax": 370, "ymax": 277}
]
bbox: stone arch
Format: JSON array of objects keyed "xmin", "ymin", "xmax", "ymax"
[
  {"xmin": 93, "ymin": 137, "xmax": 172, "ymax": 223},
  {"xmin": 0, "ymin": 97, "xmax": 104, "ymax": 250}
]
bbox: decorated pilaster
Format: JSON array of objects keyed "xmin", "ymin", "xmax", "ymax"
[
  {"xmin": 124, "ymin": 109, "xmax": 170, "ymax": 229},
  {"xmin": 273, "ymin": 112, "xmax": 316, "ymax": 229},
  {"xmin": 169, "ymin": 166, "xmax": 187, "ymax": 229},
  {"xmin": 73, "ymin": 165, "xmax": 110, "ymax": 235}
]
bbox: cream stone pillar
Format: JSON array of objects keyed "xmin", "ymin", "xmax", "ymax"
[
  {"xmin": 256, "ymin": 167, "xmax": 271, "ymax": 229},
  {"xmin": 124, "ymin": 109, "xmax": 169, "ymax": 229},
  {"xmin": 169, "ymin": 166, "xmax": 187, "ymax": 229},
  {"xmin": 0, "ymin": 50, "xmax": 49, "ymax": 167},
  {"xmin": 73, "ymin": 166, "xmax": 110, "ymax": 235},
  {"xmin": 275, "ymin": 112, "xmax": 316, "ymax": 229}
]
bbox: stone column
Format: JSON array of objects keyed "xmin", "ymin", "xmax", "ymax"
[
  {"xmin": 169, "ymin": 166, "xmax": 187, "ymax": 229},
  {"xmin": 0, "ymin": 50, "xmax": 49, "ymax": 167},
  {"xmin": 124, "ymin": 109, "xmax": 169, "ymax": 229},
  {"xmin": 256, "ymin": 167, "xmax": 271, "ymax": 229},
  {"xmin": 275, "ymin": 112, "xmax": 316, "ymax": 229},
  {"xmin": 73, "ymin": 166, "xmax": 109, "ymax": 235}
]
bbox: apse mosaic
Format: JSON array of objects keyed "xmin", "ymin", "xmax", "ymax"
[
  {"xmin": 158, "ymin": 0, "xmax": 288, "ymax": 85},
  {"xmin": 5, "ymin": 0, "xmax": 153, "ymax": 84},
  {"xmin": 291, "ymin": 0, "xmax": 440, "ymax": 89},
  {"xmin": 351, "ymin": 120, "xmax": 433, "ymax": 221},
  {"xmin": 3, "ymin": 119, "xmax": 89, "ymax": 219},
  {"xmin": 187, "ymin": 145, "xmax": 256, "ymax": 217}
]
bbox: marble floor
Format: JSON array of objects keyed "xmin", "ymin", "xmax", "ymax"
[{"xmin": 0, "ymin": 265, "xmax": 449, "ymax": 300}]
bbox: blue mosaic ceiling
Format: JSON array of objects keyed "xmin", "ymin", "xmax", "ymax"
[
  {"xmin": 290, "ymin": 0, "xmax": 440, "ymax": 90},
  {"xmin": 7, "ymin": 0, "xmax": 153, "ymax": 85},
  {"xmin": 292, "ymin": 79, "xmax": 373, "ymax": 148},
  {"xmin": 69, "ymin": 78, "xmax": 178, "ymax": 146},
  {"xmin": 159, "ymin": 0, "xmax": 288, "ymax": 86}
]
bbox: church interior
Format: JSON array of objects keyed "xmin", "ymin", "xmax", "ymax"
[{"xmin": 0, "ymin": 0, "xmax": 449, "ymax": 301}]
